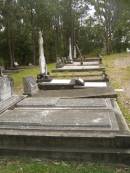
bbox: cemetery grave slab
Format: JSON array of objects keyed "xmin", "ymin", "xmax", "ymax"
[
  {"xmin": 38, "ymin": 80, "xmax": 108, "ymax": 90},
  {"xmin": 66, "ymin": 61, "xmax": 99, "ymax": 66},
  {"xmin": 0, "ymin": 109, "xmax": 119, "ymax": 132},
  {"xmin": 52, "ymin": 65, "xmax": 105, "ymax": 72},
  {"xmin": 76, "ymin": 57, "xmax": 102, "ymax": 62},
  {"xmin": 50, "ymin": 75, "xmax": 108, "ymax": 82},
  {"xmin": 35, "ymin": 85, "xmax": 117, "ymax": 98},
  {"xmin": 17, "ymin": 97, "xmax": 112, "ymax": 109},
  {"xmin": 38, "ymin": 79, "xmax": 76, "ymax": 90}
]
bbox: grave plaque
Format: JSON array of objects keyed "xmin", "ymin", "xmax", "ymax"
[
  {"xmin": 0, "ymin": 77, "xmax": 12, "ymax": 101},
  {"xmin": 23, "ymin": 76, "xmax": 38, "ymax": 96}
]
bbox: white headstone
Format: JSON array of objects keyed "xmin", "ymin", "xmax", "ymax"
[
  {"xmin": 39, "ymin": 31, "xmax": 47, "ymax": 75},
  {"xmin": 68, "ymin": 37, "xmax": 73, "ymax": 63}
]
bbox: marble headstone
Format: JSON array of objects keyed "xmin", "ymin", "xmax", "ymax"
[
  {"xmin": 0, "ymin": 76, "xmax": 12, "ymax": 101},
  {"xmin": 23, "ymin": 76, "xmax": 38, "ymax": 96}
]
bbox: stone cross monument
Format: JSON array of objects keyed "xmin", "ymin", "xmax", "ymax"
[{"xmin": 68, "ymin": 37, "xmax": 73, "ymax": 63}]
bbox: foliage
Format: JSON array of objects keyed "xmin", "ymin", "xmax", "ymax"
[{"xmin": 0, "ymin": 0, "xmax": 130, "ymax": 67}]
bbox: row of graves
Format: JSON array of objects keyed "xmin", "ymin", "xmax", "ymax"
[{"xmin": 0, "ymin": 32, "xmax": 130, "ymax": 164}]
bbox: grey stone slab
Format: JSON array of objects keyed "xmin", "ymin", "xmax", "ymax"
[
  {"xmin": 53, "ymin": 65, "xmax": 104, "ymax": 73},
  {"xmin": 17, "ymin": 97, "xmax": 112, "ymax": 109},
  {"xmin": 66, "ymin": 61, "xmax": 99, "ymax": 66},
  {"xmin": 56, "ymin": 98, "xmax": 112, "ymax": 108},
  {"xmin": 38, "ymin": 79, "xmax": 76, "ymax": 90},
  {"xmin": 0, "ymin": 77, "xmax": 12, "ymax": 101},
  {"xmin": 17, "ymin": 97, "xmax": 59, "ymax": 107},
  {"xmin": 35, "ymin": 86, "xmax": 117, "ymax": 98},
  {"xmin": 0, "ymin": 109, "xmax": 119, "ymax": 131}
]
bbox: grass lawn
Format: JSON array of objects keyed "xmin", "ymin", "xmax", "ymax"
[
  {"xmin": 103, "ymin": 53, "xmax": 130, "ymax": 124},
  {"xmin": 0, "ymin": 159, "xmax": 130, "ymax": 173},
  {"xmin": 9, "ymin": 64, "xmax": 55, "ymax": 94}
]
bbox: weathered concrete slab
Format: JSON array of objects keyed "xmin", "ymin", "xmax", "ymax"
[
  {"xmin": 76, "ymin": 57, "xmax": 102, "ymax": 62},
  {"xmin": 38, "ymin": 79, "xmax": 76, "ymax": 90},
  {"xmin": 75, "ymin": 82, "xmax": 107, "ymax": 88},
  {"xmin": 0, "ymin": 109, "xmax": 119, "ymax": 131},
  {"xmin": 52, "ymin": 65, "xmax": 105, "ymax": 72},
  {"xmin": 35, "ymin": 84, "xmax": 117, "ymax": 98},
  {"xmin": 17, "ymin": 97, "xmax": 112, "ymax": 109},
  {"xmin": 66, "ymin": 61, "xmax": 99, "ymax": 66},
  {"xmin": 17, "ymin": 97, "xmax": 59, "ymax": 107}
]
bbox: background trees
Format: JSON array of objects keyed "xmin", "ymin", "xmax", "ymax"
[{"xmin": 0, "ymin": 0, "xmax": 129, "ymax": 67}]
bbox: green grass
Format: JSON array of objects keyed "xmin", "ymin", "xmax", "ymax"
[
  {"xmin": 103, "ymin": 53, "xmax": 130, "ymax": 123},
  {"xmin": 0, "ymin": 159, "xmax": 129, "ymax": 173},
  {"xmin": 9, "ymin": 64, "xmax": 55, "ymax": 94}
]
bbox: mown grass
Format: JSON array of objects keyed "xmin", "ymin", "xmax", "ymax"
[
  {"xmin": 103, "ymin": 52, "xmax": 130, "ymax": 123},
  {"xmin": 9, "ymin": 64, "xmax": 55, "ymax": 94},
  {"xmin": 0, "ymin": 159, "xmax": 129, "ymax": 173}
]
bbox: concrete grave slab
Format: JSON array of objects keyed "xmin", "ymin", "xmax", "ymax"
[
  {"xmin": 17, "ymin": 97, "xmax": 112, "ymax": 109},
  {"xmin": 52, "ymin": 65, "xmax": 104, "ymax": 72},
  {"xmin": 35, "ymin": 86, "xmax": 117, "ymax": 98},
  {"xmin": 17, "ymin": 97, "xmax": 59, "ymax": 107},
  {"xmin": 66, "ymin": 61, "xmax": 99, "ymax": 66},
  {"xmin": 75, "ymin": 82, "xmax": 107, "ymax": 88},
  {"xmin": 0, "ymin": 109, "xmax": 119, "ymax": 131},
  {"xmin": 38, "ymin": 79, "xmax": 76, "ymax": 90}
]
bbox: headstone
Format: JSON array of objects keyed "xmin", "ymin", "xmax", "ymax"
[
  {"xmin": 23, "ymin": 76, "xmax": 38, "ymax": 96},
  {"xmin": 0, "ymin": 76, "xmax": 12, "ymax": 101},
  {"xmin": 56, "ymin": 57, "xmax": 63, "ymax": 68}
]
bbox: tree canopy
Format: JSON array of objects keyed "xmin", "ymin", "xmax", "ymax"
[{"xmin": 0, "ymin": 0, "xmax": 130, "ymax": 67}]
